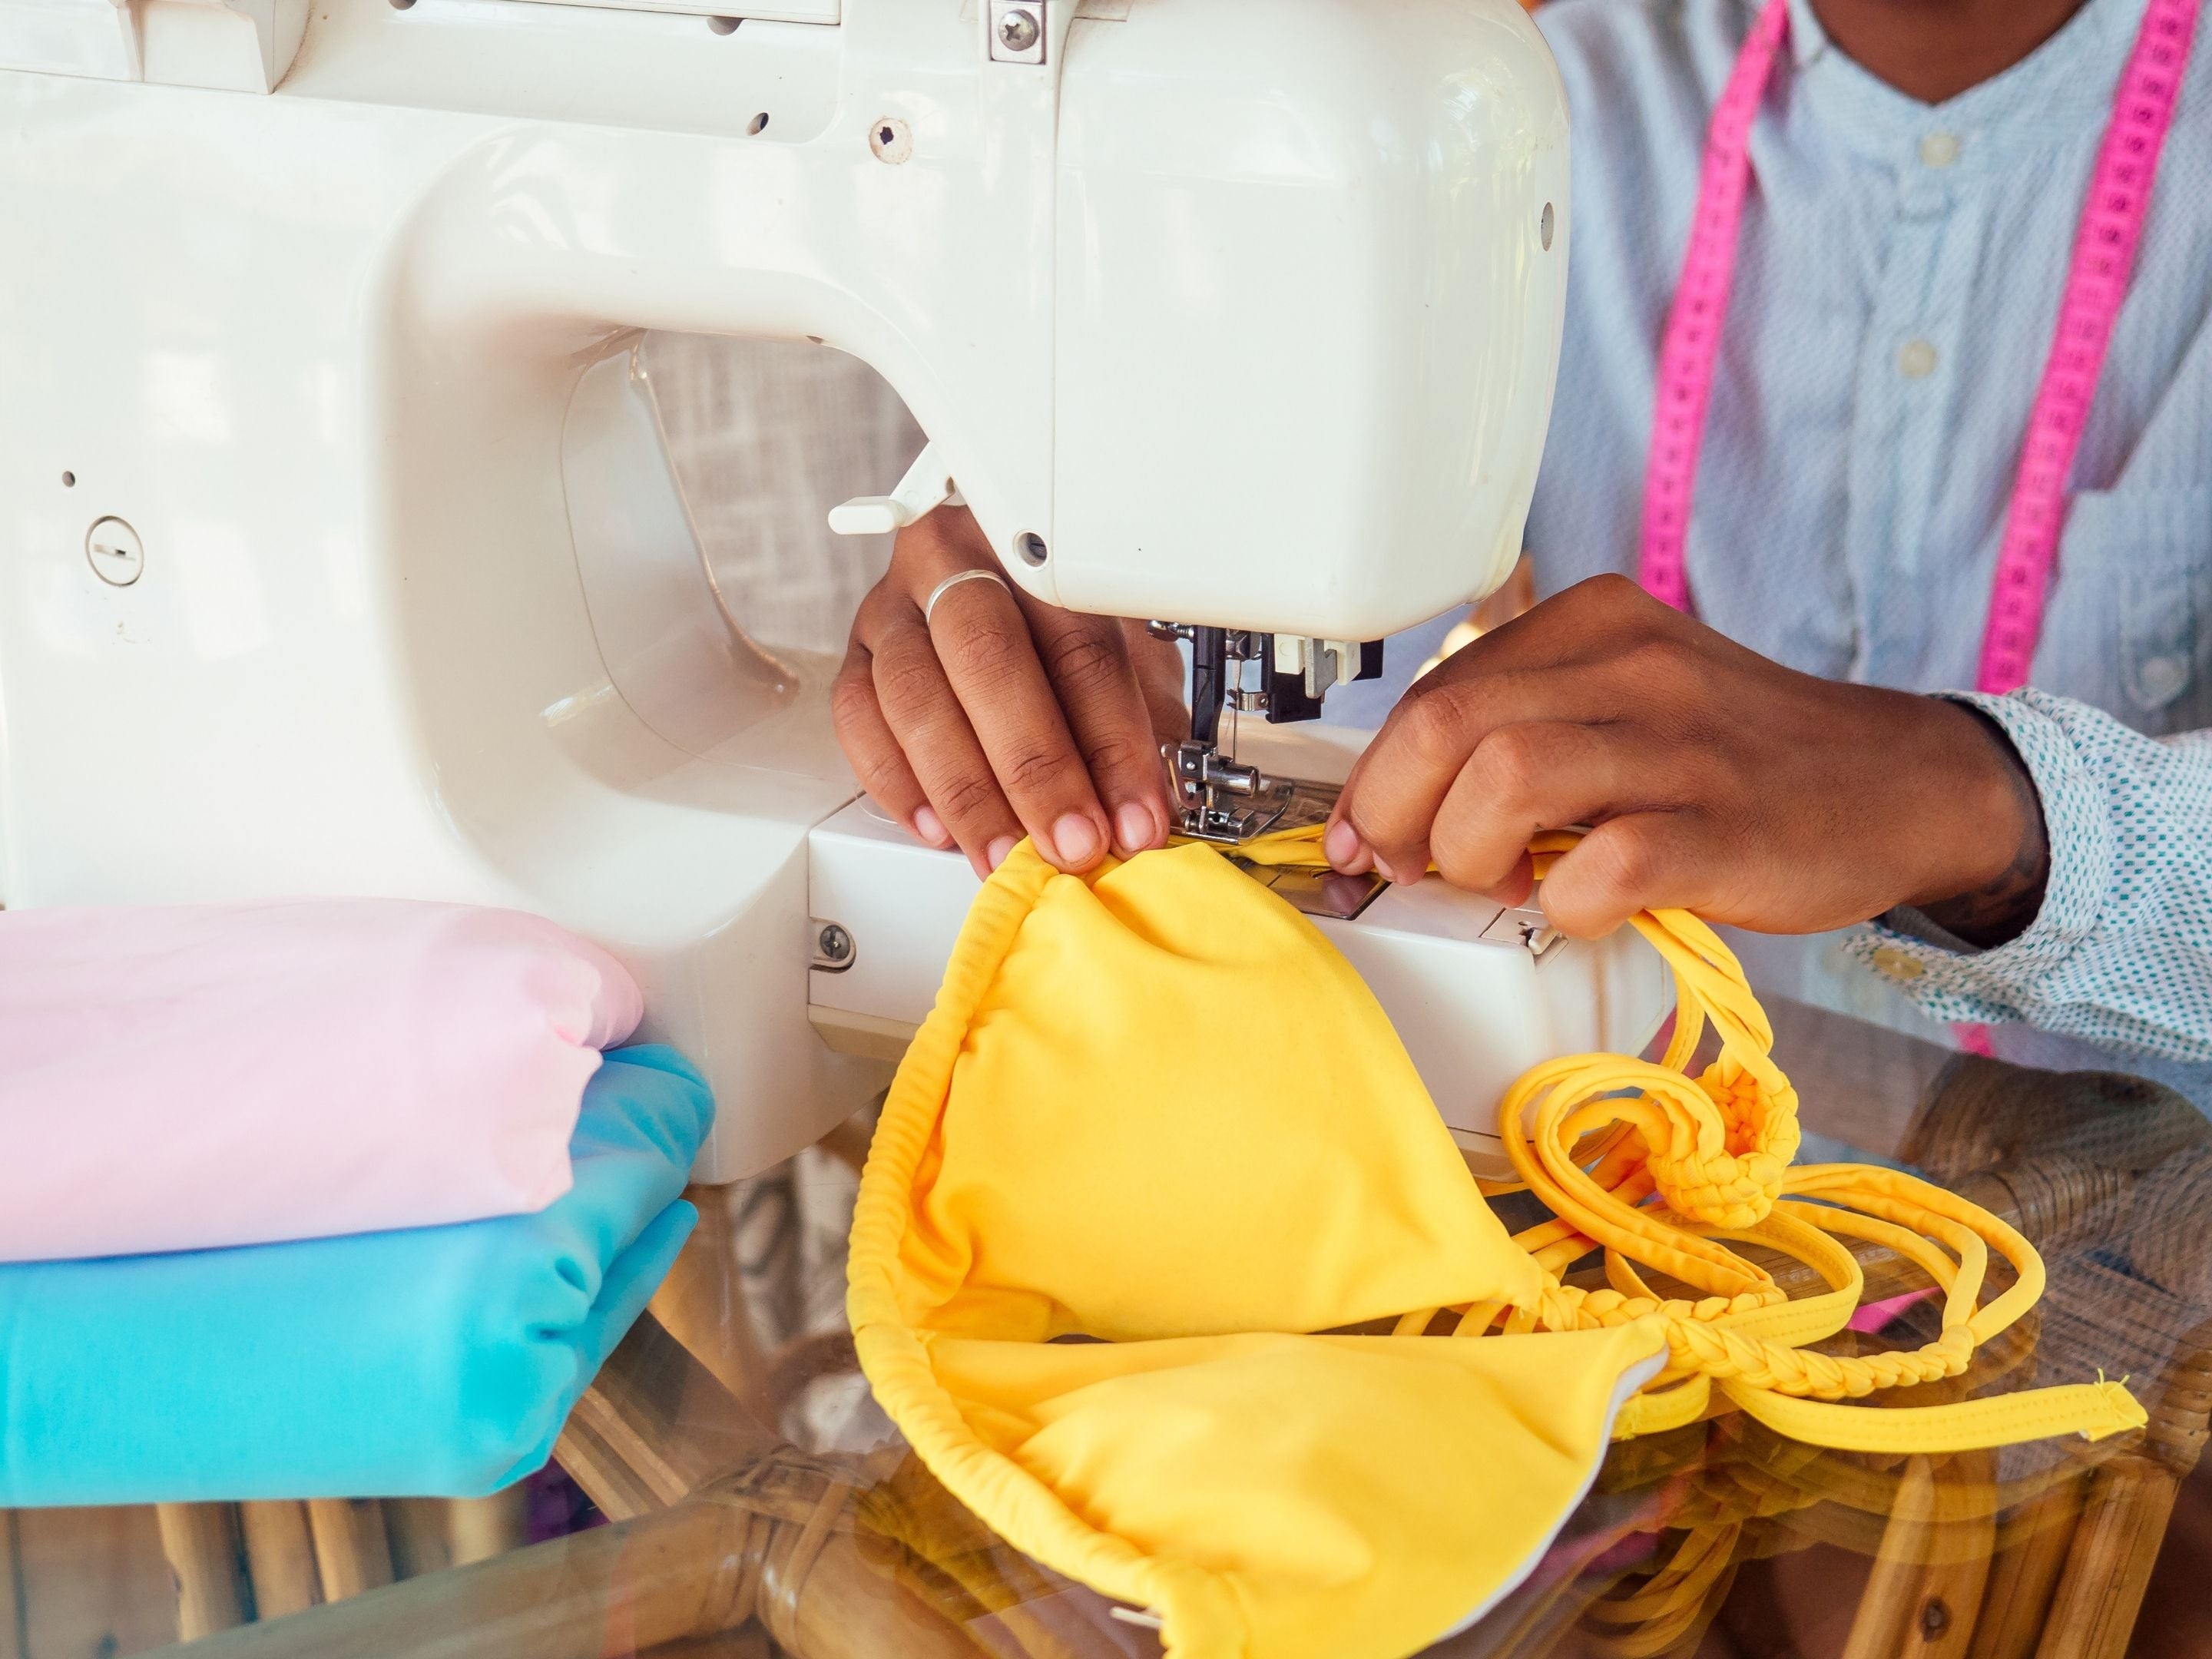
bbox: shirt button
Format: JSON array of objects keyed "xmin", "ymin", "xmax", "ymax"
[
  {"xmin": 2139, "ymin": 654, "xmax": 2189, "ymax": 700},
  {"xmin": 1919, "ymin": 131, "xmax": 1962, "ymax": 168},
  {"xmin": 1898, "ymin": 339, "xmax": 1939, "ymax": 379},
  {"xmin": 1872, "ymin": 946, "xmax": 1926, "ymax": 982}
]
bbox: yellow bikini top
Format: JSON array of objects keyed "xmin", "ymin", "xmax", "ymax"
[{"xmin": 849, "ymin": 833, "xmax": 2143, "ymax": 1659}]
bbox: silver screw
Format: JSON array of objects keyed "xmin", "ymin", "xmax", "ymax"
[
  {"xmin": 997, "ymin": 6, "xmax": 1040, "ymax": 51},
  {"xmin": 816, "ymin": 922, "xmax": 854, "ymax": 965}
]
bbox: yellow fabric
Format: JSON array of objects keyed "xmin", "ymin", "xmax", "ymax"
[
  {"xmin": 850, "ymin": 833, "xmax": 2144, "ymax": 1659},
  {"xmin": 927, "ymin": 1326, "xmax": 1666, "ymax": 1659},
  {"xmin": 853, "ymin": 841, "xmax": 1667, "ymax": 1659},
  {"xmin": 892, "ymin": 839, "xmax": 1538, "ymax": 1343}
]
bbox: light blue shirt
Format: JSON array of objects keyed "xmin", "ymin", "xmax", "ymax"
[{"xmin": 1334, "ymin": 0, "xmax": 2212, "ymax": 1081}]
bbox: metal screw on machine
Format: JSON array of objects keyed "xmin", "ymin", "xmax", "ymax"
[
  {"xmin": 989, "ymin": 0, "xmax": 1046, "ymax": 63},
  {"xmin": 813, "ymin": 922, "xmax": 856, "ymax": 972},
  {"xmin": 84, "ymin": 515, "xmax": 144, "ymax": 587},
  {"xmin": 1479, "ymin": 906, "xmax": 1562, "ymax": 960}
]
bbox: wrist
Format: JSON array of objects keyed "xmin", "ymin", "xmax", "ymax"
[{"xmin": 1902, "ymin": 699, "xmax": 2051, "ymax": 946}]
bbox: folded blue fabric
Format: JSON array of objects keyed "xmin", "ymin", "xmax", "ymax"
[{"xmin": 0, "ymin": 1045, "xmax": 710, "ymax": 1505}]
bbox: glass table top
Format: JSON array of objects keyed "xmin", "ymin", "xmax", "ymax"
[{"xmin": 9, "ymin": 995, "xmax": 2210, "ymax": 1659}]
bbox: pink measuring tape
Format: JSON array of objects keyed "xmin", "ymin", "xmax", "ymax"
[{"xmin": 1639, "ymin": 0, "xmax": 2203, "ymax": 697}]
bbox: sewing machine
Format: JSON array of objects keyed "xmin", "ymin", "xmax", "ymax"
[{"xmin": 0, "ymin": 0, "xmax": 1666, "ymax": 1180}]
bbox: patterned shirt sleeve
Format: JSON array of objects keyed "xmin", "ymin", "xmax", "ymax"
[{"xmin": 1843, "ymin": 688, "xmax": 2212, "ymax": 1062}]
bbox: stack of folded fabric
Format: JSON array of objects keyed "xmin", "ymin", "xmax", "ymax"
[{"xmin": 0, "ymin": 900, "xmax": 712, "ymax": 1505}]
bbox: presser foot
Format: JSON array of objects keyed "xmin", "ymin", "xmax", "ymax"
[
  {"xmin": 1167, "ymin": 738, "xmax": 1296, "ymax": 843},
  {"xmin": 1166, "ymin": 743, "xmax": 1386, "ymax": 920}
]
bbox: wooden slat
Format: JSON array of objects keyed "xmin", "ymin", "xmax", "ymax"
[
  {"xmin": 13, "ymin": 1505, "xmax": 178, "ymax": 1659},
  {"xmin": 1969, "ymin": 1475, "xmax": 2085, "ymax": 1659},
  {"xmin": 555, "ymin": 1311, "xmax": 778, "ymax": 1519},
  {"xmin": 145, "ymin": 1512, "xmax": 722, "ymax": 1659},
  {"xmin": 156, "ymin": 1503, "xmax": 255, "ymax": 1639},
  {"xmin": 1, "ymin": 1512, "xmax": 25, "ymax": 1659},
  {"xmin": 1841, "ymin": 1455, "xmax": 1996, "ymax": 1659},
  {"xmin": 555, "ymin": 1403, "xmax": 672, "ymax": 1525},
  {"xmin": 306, "ymin": 1499, "xmax": 395, "ymax": 1604},
  {"xmin": 239, "ymin": 1502, "xmax": 323, "ymax": 1623},
  {"xmin": 382, "ymin": 1499, "xmax": 456, "ymax": 1581},
  {"xmin": 2035, "ymin": 1455, "xmax": 2181, "ymax": 1659},
  {"xmin": 449, "ymin": 1492, "xmax": 530, "ymax": 1568}
]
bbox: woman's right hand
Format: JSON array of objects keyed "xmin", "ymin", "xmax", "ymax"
[{"xmin": 832, "ymin": 505, "xmax": 1189, "ymax": 879}]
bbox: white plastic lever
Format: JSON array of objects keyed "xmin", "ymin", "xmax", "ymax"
[{"xmin": 827, "ymin": 442, "xmax": 962, "ymax": 537}]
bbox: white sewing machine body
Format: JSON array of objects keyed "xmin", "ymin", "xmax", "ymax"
[{"xmin": 0, "ymin": 0, "xmax": 1662, "ymax": 1177}]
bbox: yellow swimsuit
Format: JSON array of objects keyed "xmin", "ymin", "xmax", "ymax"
[{"xmin": 849, "ymin": 834, "xmax": 2142, "ymax": 1659}]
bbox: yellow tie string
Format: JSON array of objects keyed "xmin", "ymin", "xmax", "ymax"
[{"xmin": 1226, "ymin": 825, "xmax": 2144, "ymax": 1452}]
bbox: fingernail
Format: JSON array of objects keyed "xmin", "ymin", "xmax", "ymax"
[
  {"xmin": 912, "ymin": 805, "xmax": 949, "ymax": 848},
  {"xmin": 1324, "ymin": 820, "xmax": 1363, "ymax": 870},
  {"xmin": 986, "ymin": 835, "xmax": 1017, "ymax": 872},
  {"xmin": 1050, "ymin": 813, "xmax": 1101, "ymax": 868},
  {"xmin": 1114, "ymin": 803, "xmax": 1157, "ymax": 856}
]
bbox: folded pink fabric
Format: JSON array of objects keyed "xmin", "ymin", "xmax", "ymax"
[{"xmin": 0, "ymin": 900, "xmax": 642, "ymax": 1263}]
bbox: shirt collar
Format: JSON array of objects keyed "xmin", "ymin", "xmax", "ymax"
[
  {"xmin": 1783, "ymin": 0, "xmax": 1830, "ymax": 72},
  {"xmin": 1777, "ymin": 0, "xmax": 2149, "ymax": 172}
]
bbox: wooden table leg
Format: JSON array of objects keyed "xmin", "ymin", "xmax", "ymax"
[{"xmin": 155, "ymin": 1503, "xmax": 254, "ymax": 1639}]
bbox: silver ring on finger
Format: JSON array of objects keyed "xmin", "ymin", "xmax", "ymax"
[{"xmin": 922, "ymin": 567, "xmax": 1012, "ymax": 628}]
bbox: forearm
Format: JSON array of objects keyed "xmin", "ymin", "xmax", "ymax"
[{"xmin": 1852, "ymin": 689, "xmax": 2212, "ymax": 1062}]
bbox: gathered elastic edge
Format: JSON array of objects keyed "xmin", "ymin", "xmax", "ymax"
[{"xmin": 844, "ymin": 841, "xmax": 1241, "ymax": 1654}]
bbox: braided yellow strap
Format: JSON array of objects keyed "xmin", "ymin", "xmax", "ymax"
[{"xmin": 1232, "ymin": 826, "xmax": 2144, "ymax": 1454}]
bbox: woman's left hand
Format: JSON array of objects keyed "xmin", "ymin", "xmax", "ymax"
[{"xmin": 1324, "ymin": 575, "xmax": 2049, "ymax": 942}]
